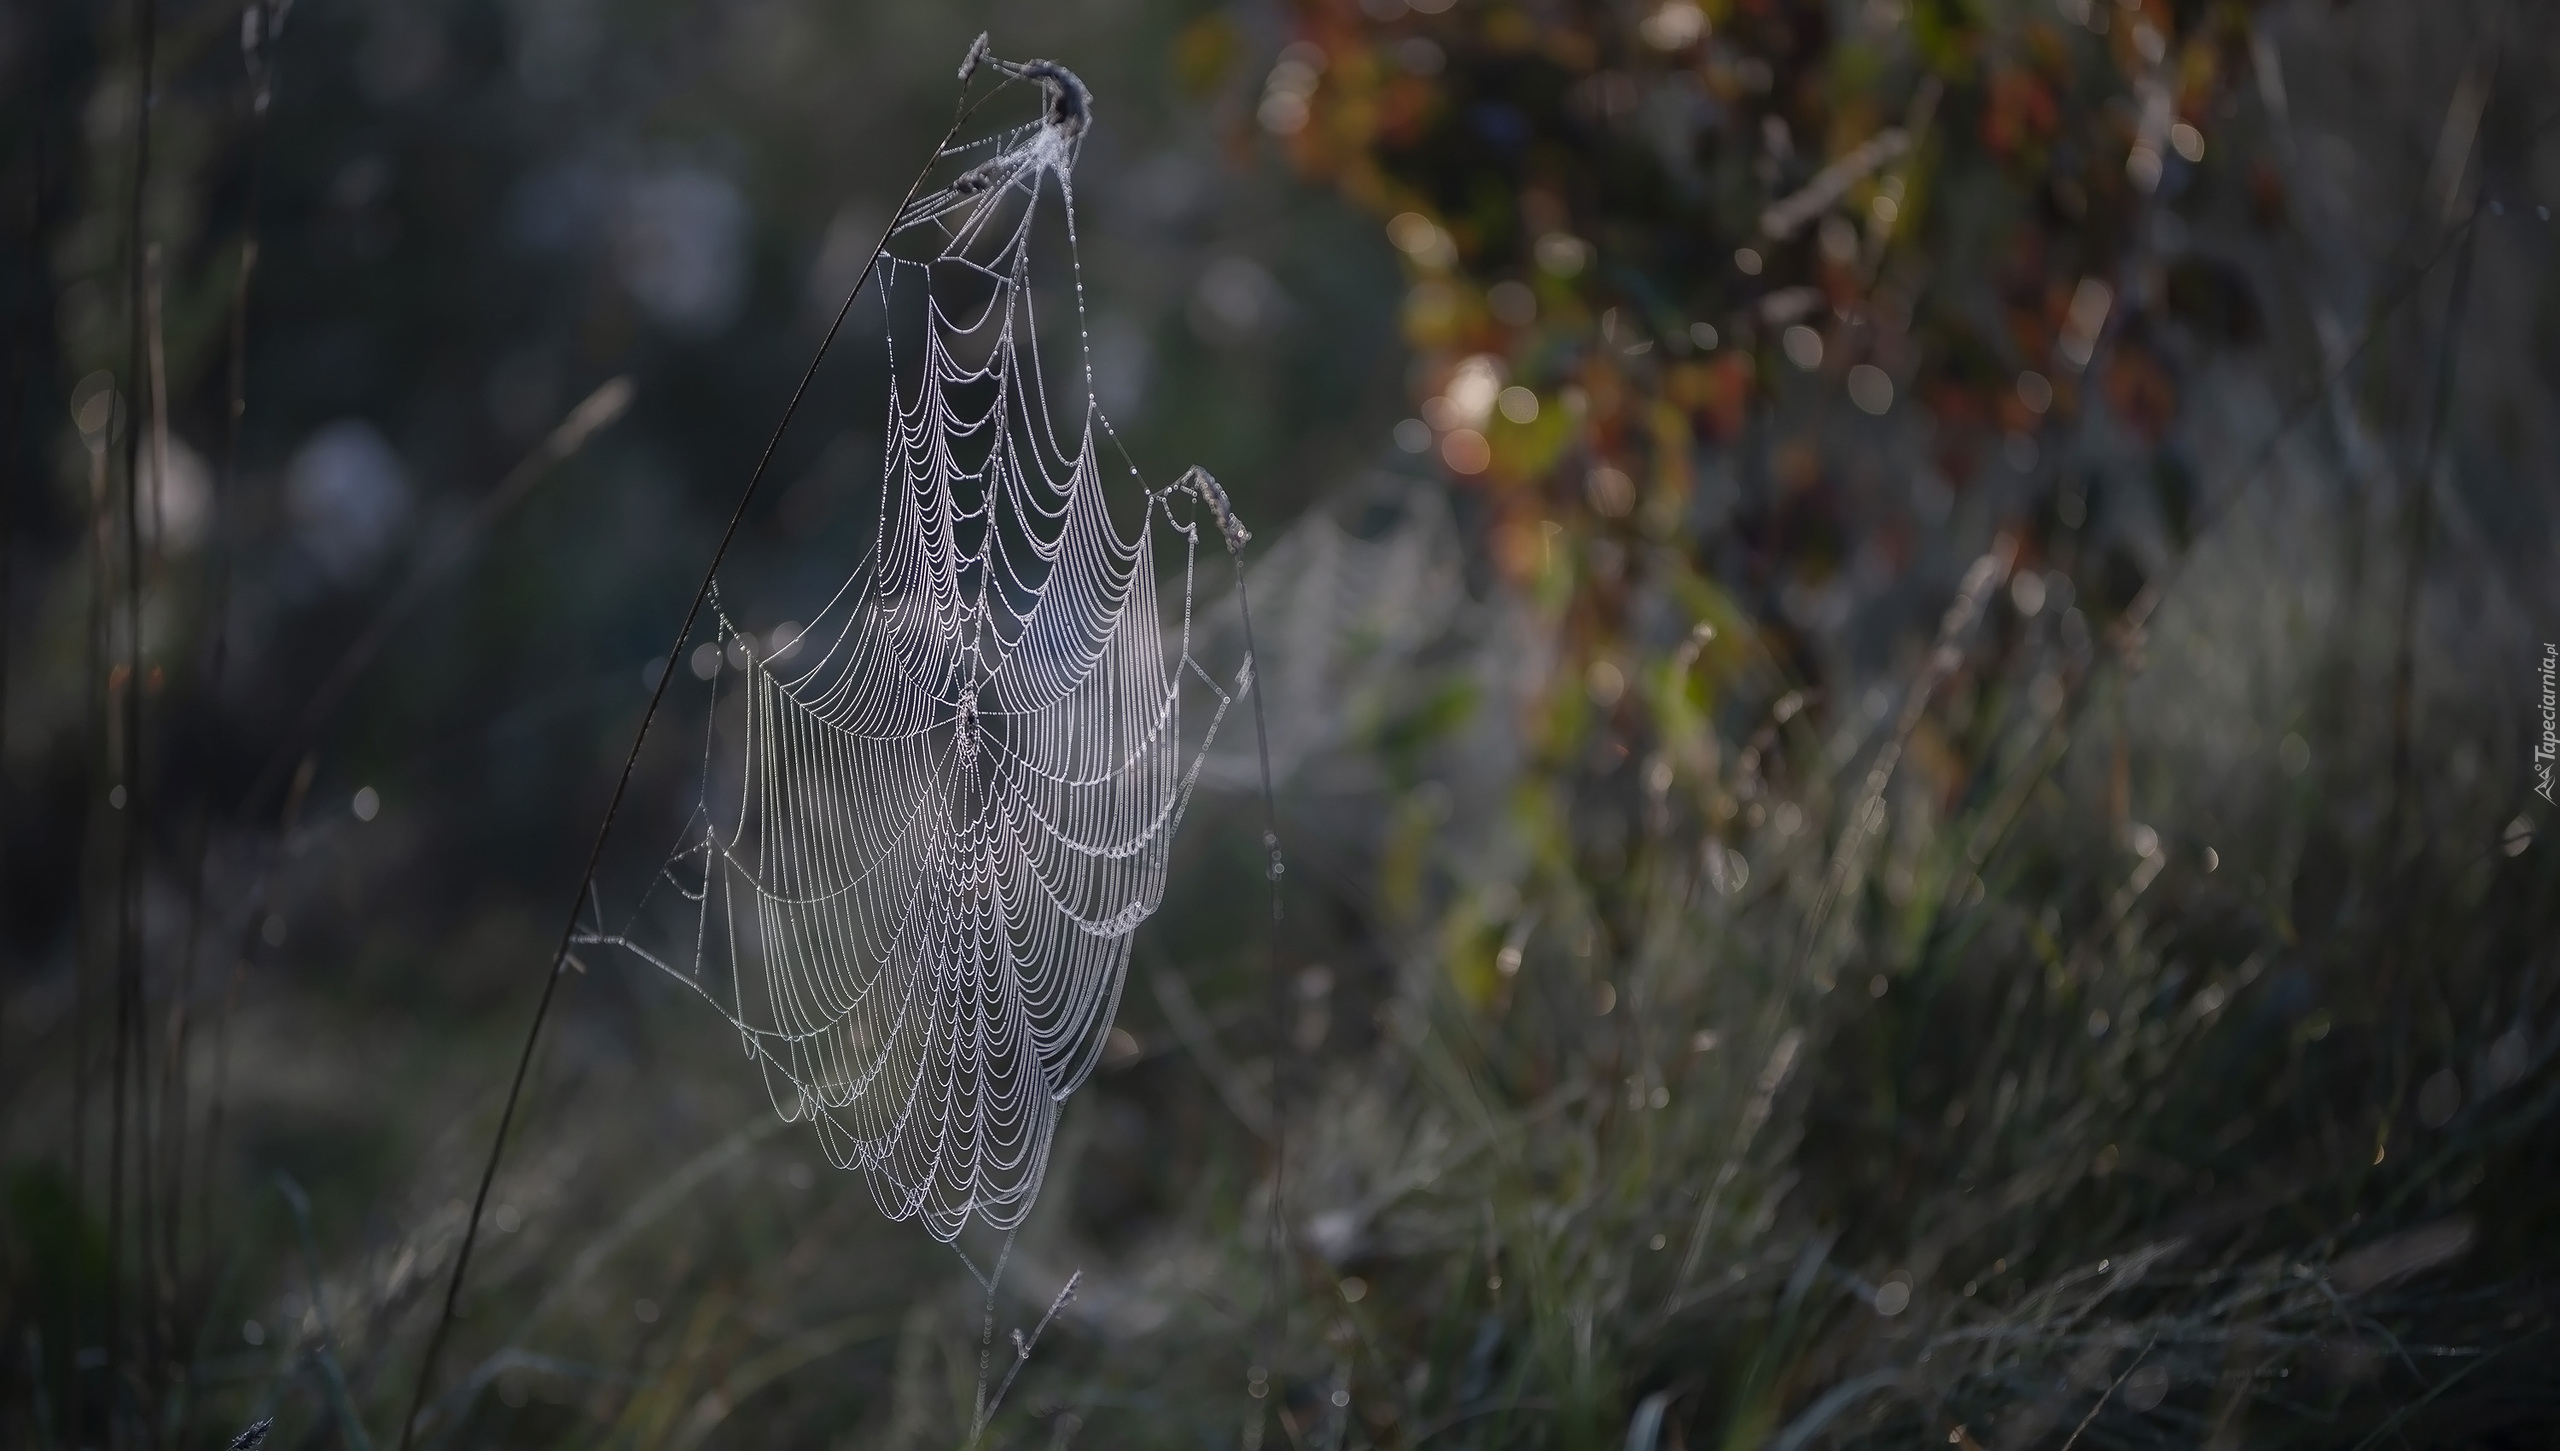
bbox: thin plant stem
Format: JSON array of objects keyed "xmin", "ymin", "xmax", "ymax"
[
  {"xmin": 0, "ymin": 40, "xmax": 35, "ymax": 1020},
  {"xmin": 9, "ymin": 119, "xmax": 60, "ymax": 1376},
  {"xmin": 2096, "ymin": 99, "xmax": 2560, "ymax": 646},
  {"xmin": 391, "ymin": 60, "xmax": 1008, "ymax": 1451},
  {"xmin": 1235, "ymin": 534, "xmax": 1291, "ymax": 1422},
  {"xmin": 190, "ymin": 372, "xmax": 625, "ymax": 1333},
  {"xmin": 237, "ymin": 377, "xmax": 632, "ymax": 815},
  {"xmin": 2055, "ymin": 1335, "xmax": 2157, "ymax": 1451},
  {"xmin": 982, "ymin": 1269, "xmax": 1082, "ymax": 1437},
  {"xmin": 199, "ymin": 753, "xmax": 314, "ymax": 1381},
  {"xmin": 276, "ymin": 1175, "xmax": 378, "ymax": 1451},
  {"xmin": 76, "ymin": 424, "xmax": 108, "ymax": 1241},
  {"xmin": 2386, "ymin": 181, "xmax": 2483, "ymax": 858},
  {"xmin": 184, "ymin": 6, "xmax": 284, "ymax": 1331},
  {"xmin": 1158, "ymin": 463, "xmax": 1288, "ymax": 1415},
  {"xmin": 141, "ymin": 240, "xmax": 185, "ymax": 1407},
  {"xmin": 966, "ymin": 1230, "xmax": 1018, "ymax": 1447},
  {"xmin": 107, "ymin": 0, "xmax": 160, "ymax": 1438}
]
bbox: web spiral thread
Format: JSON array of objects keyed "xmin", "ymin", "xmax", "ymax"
[{"xmin": 583, "ymin": 65, "xmax": 1240, "ymax": 1242}]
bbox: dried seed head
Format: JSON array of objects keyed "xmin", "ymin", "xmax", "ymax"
[{"xmin": 1017, "ymin": 60, "xmax": 1093, "ymax": 138}]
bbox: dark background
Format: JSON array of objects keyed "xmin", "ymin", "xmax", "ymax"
[{"xmin": 5, "ymin": 0, "xmax": 2558, "ymax": 1447}]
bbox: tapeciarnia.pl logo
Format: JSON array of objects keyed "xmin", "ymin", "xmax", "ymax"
[{"xmin": 2538, "ymin": 643, "xmax": 2556, "ymax": 805}]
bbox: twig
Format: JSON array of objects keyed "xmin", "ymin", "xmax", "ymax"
[
  {"xmin": 139, "ymin": 235, "xmax": 181, "ymax": 1429},
  {"xmin": 2386, "ymin": 96, "xmax": 2487, "ymax": 857},
  {"xmin": 2108, "ymin": 202, "xmax": 2493, "ymax": 647},
  {"xmin": 2230, "ymin": 94, "xmax": 2560, "ymax": 653},
  {"xmin": 1406, "ymin": 1396, "xmax": 1559, "ymax": 1445},
  {"xmin": 174, "ymin": 30, "xmax": 288, "ymax": 1428},
  {"xmin": 197, "ymin": 381, "xmax": 619, "ymax": 1356},
  {"xmin": 966, "ymin": 1230, "xmax": 1019, "ymax": 1447},
  {"xmin": 276, "ymin": 1174, "xmax": 378, "ymax": 1451},
  {"xmin": 2055, "ymin": 1333, "xmax": 2157, "ymax": 1451},
  {"xmin": 392, "ymin": 51, "xmax": 1011, "ymax": 1451},
  {"xmin": 74, "ymin": 417, "xmax": 109, "ymax": 1292},
  {"xmin": 1793, "ymin": 539, "xmax": 2014, "ymax": 983},
  {"xmin": 1146, "ymin": 965, "xmax": 1273, "ymax": 1139},
  {"xmin": 0, "ymin": 0, "xmax": 47, "ymax": 1071},
  {"xmin": 106, "ymin": 0, "xmax": 161, "ymax": 1437},
  {"xmin": 1175, "ymin": 467, "xmax": 1281, "ymax": 925},
  {"xmin": 237, "ymin": 376, "xmax": 633, "ymax": 813},
  {"xmin": 1759, "ymin": 128, "xmax": 1912, "ymax": 240},
  {"xmin": 1177, "ymin": 464, "xmax": 1292, "ymax": 1423},
  {"xmin": 2343, "ymin": 1330, "xmax": 2523, "ymax": 1451},
  {"xmin": 503, "ymin": 1114, "xmax": 785, "ymax": 1345},
  {"xmin": 979, "ymin": 1270, "xmax": 1082, "ymax": 1437}
]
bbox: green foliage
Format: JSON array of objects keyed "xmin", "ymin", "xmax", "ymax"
[{"xmin": 1011, "ymin": 532, "xmax": 2559, "ymax": 1449}]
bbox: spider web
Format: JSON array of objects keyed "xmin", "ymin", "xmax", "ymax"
[
  {"xmin": 1195, "ymin": 485, "xmax": 1468, "ymax": 796},
  {"xmin": 581, "ymin": 63, "xmax": 1243, "ymax": 1243}
]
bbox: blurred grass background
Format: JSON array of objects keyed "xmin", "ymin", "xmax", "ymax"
[{"xmin": 3, "ymin": 0, "xmax": 2557, "ymax": 1447}]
